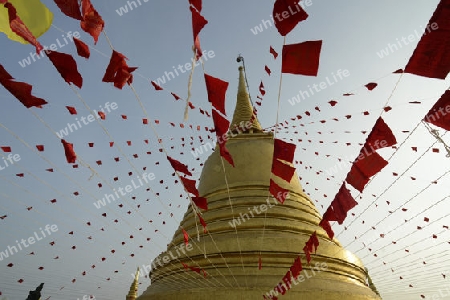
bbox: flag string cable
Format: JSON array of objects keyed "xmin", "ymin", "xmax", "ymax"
[
  {"xmin": 351, "ymin": 174, "xmax": 450, "ymax": 255},
  {"xmin": 255, "ymin": 36, "xmax": 286, "ymax": 286}
]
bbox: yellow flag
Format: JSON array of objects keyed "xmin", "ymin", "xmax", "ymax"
[{"xmin": 0, "ymin": 0, "xmax": 53, "ymax": 44}]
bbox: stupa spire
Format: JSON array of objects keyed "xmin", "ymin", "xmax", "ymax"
[
  {"xmin": 230, "ymin": 58, "xmax": 262, "ymax": 133},
  {"xmin": 126, "ymin": 267, "xmax": 140, "ymax": 300}
]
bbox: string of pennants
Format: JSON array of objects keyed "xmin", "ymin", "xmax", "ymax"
[
  {"xmin": 261, "ymin": 0, "xmax": 450, "ymax": 298},
  {"xmin": 257, "ymin": 2, "xmax": 323, "ymax": 290},
  {"xmin": 3, "ymin": 87, "xmax": 446, "ymax": 178},
  {"xmin": 3, "ymin": 133, "xmax": 444, "ymax": 185},
  {"xmin": 0, "ymin": 0, "xmax": 216, "ymax": 284}
]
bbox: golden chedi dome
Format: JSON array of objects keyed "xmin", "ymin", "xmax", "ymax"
[{"xmin": 137, "ymin": 66, "xmax": 382, "ymax": 300}]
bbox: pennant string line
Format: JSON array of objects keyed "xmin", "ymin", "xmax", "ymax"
[
  {"xmin": 0, "ymin": 124, "xmax": 210, "ymax": 290},
  {"xmin": 256, "ymin": 36, "xmax": 286, "ymax": 285}
]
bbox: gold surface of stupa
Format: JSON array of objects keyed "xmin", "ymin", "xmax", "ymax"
[{"xmin": 137, "ymin": 66, "xmax": 382, "ymax": 300}]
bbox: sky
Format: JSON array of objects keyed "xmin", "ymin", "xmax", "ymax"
[{"xmin": 0, "ymin": 0, "xmax": 450, "ymax": 299}]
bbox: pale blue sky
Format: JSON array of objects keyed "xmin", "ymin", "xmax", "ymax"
[{"xmin": 1, "ymin": 1, "xmax": 449, "ymax": 299}]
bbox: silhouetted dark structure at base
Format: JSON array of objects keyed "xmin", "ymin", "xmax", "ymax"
[{"xmin": 26, "ymin": 283, "xmax": 44, "ymax": 300}]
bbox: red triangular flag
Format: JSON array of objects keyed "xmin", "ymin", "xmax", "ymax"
[
  {"xmin": 182, "ymin": 228, "xmax": 189, "ymax": 246},
  {"xmin": 310, "ymin": 231, "xmax": 319, "ymax": 251},
  {"xmin": 271, "ymin": 158, "xmax": 295, "ymax": 182},
  {"xmin": 329, "ymin": 183, "xmax": 358, "ymax": 225},
  {"xmin": 219, "ymin": 143, "xmax": 235, "ymax": 167},
  {"xmin": 259, "ymin": 81, "xmax": 266, "ymax": 96},
  {"xmin": 328, "ymin": 100, "xmax": 338, "ymax": 106},
  {"xmin": 197, "ymin": 213, "xmax": 207, "ymax": 233},
  {"xmin": 73, "ymin": 38, "xmax": 90, "ymax": 59},
  {"xmin": 1, "ymin": 146, "xmax": 11, "ymax": 153},
  {"xmin": 404, "ymin": 0, "xmax": 450, "ymax": 79},
  {"xmin": 102, "ymin": 50, "xmax": 136, "ymax": 89},
  {"xmin": 66, "ymin": 106, "xmax": 77, "ymax": 115},
  {"xmin": 192, "ymin": 197, "xmax": 208, "ymax": 210},
  {"xmin": 423, "ymin": 90, "xmax": 450, "ymax": 131},
  {"xmin": 282, "ymin": 271, "xmax": 292, "ymax": 290},
  {"xmin": 180, "ymin": 177, "xmax": 199, "ymax": 196},
  {"xmin": 362, "ymin": 117, "xmax": 397, "ymax": 155},
  {"xmin": 204, "ymin": 74, "xmax": 228, "ymax": 116},
  {"xmin": 54, "ymin": 0, "xmax": 82, "ymax": 20},
  {"xmin": 190, "ymin": 6, "xmax": 208, "ymax": 60},
  {"xmin": 211, "ymin": 109, "xmax": 229, "ymax": 138},
  {"xmin": 103, "ymin": 51, "xmax": 127, "ymax": 82},
  {"xmin": 273, "ymin": 0, "xmax": 308, "ymax": 36},
  {"xmin": 345, "ymin": 151, "xmax": 388, "ymax": 192},
  {"xmin": 0, "ymin": 65, "xmax": 47, "ymax": 108},
  {"xmin": 46, "ymin": 50, "xmax": 82, "ymax": 88},
  {"xmin": 270, "ymin": 46, "xmax": 278, "ymax": 59},
  {"xmin": 319, "ymin": 218, "xmax": 334, "ymax": 240},
  {"xmin": 269, "ymin": 179, "xmax": 289, "ymax": 204},
  {"xmin": 167, "ymin": 156, "xmax": 192, "ymax": 176},
  {"xmin": 290, "ymin": 256, "xmax": 302, "ymax": 279},
  {"xmin": 61, "ymin": 139, "xmax": 76, "ymax": 163},
  {"xmin": 282, "ymin": 41, "xmax": 322, "ymax": 76},
  {"xmin": 273, "ymin": 138, "xmax": 296, "ymax": 163},
  {"xmin": 1, "ymin": 80, "xmax": 47, "ymax": 108},
  {"xmin": 114, "ymin": 66, "xmax": 138, "ymax": 89},
  {"xmin": 303, "ymin": 231, "xmax": 319, "ymax": 264},
  {"xmin": 211, "ymin": 109, "xmax": 234, "ymax": 166},
  {"xmin": 80, "ymin": 0, "xmax": 105, "ymax": 44},
  {"xmin": 365, "ymin": 82, "xmax": 378, "ymax": 91},
  {"xmin": 171, "ymin": 92, "xmax": 181, "ymax": 100},
  {"xmin": 151, "ymin": 80, "xmax": 163, "ymax": 90}
]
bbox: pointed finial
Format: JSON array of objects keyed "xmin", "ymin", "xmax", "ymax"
[
  {"xmin": 229, "ymin": 63, "xmax": 262, "ymax": 134},
  {"xmin": 26, "ymin": 283, "xmax": 44, "ymax": 300},
  {"xmin": 135, "ymin": 267, "xmax": 140, "ymax": 281},
  {"xmin": 126, "ymin": 268, "xmax": 140, "ymax": 300}
]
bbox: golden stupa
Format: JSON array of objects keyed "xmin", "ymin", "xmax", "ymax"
[{"xmin": 137, "ymin": 66, "xmax": 382, "ymax": 300}]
